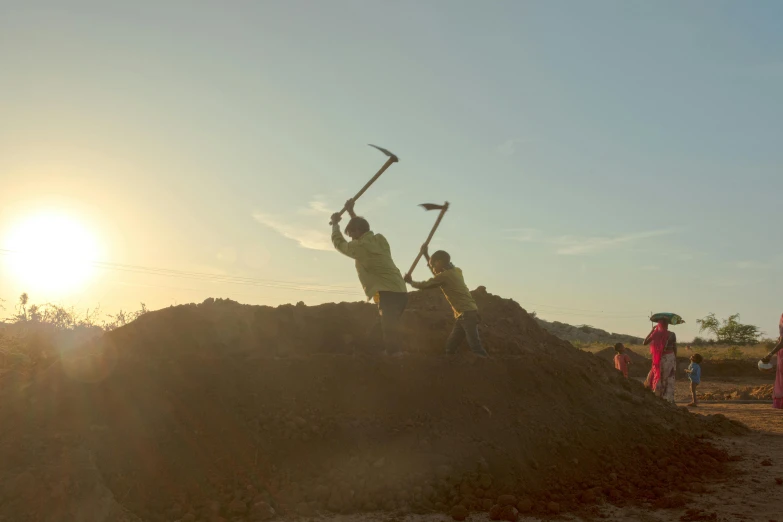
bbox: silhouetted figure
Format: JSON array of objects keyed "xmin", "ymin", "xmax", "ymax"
[
  {"xmin": 331, "ymin": 199, "xmax": 407, "ymax": 355},
  {"xmin": 404, "ymin": 247, "xmax": 488, "ymax": 357}
]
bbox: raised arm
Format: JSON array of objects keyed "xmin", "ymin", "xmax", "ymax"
[
  {"xmin": 420, "ymin": 244, "xmax": 435, "ymax": 275},
  {"xmin": 330, "ymin": 213, "xmax": 359, "ymax": 259},
  {"xmin": 404, "ymin": 271, "xmax": 445, "ymax": 290},
  {"xmin": 345, "ymin": 198, "xmax": 357, "ymax": 219},
  {"xmin": 643, "ymin": 327, "xmax": 656, "ymax": 346},
  {"xmin": 762, "ymin": 337, "xmax": 783, "ymax": 364}
]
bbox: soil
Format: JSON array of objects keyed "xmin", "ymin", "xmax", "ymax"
[
  {"xmin": 0, "ymin": 289, "xmax": 750, "ymax": 522},
  {"xmin": 698, "ymin": 384, "xmax": 774, "ymax": 402},
  {"xmin": 303, "ymin": 403, "xmax": 783, "ymax": 522}
]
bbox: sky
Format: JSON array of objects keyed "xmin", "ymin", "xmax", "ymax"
[{"xmin": 1, "ymin": 0, "xmax": 782, "ymax": 340}]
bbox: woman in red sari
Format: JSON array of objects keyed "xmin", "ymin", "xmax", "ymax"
[
  {"xmin": 761, "ymin": 313, "xmax": 783, "ymax": 409},
  {"xmin": 644, "ymin": 320, "xmax": 676, "ymax": 403}
]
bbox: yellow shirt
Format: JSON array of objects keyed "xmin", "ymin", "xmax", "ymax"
[
  {"xmin": 331, "ymin": 224, "xmax": 407, "ymax": 300},
  {"xmin": 409, "ymin": 267, "xmax": 478, "ymax": 318}
]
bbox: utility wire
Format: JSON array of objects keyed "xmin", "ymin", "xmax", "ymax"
[
  {"xmin": 0, "ymin": 248, "xmax": 361, "ymax": 296},
  {"xmin": 0, "ymin": 248, "xmax": 651, "ymax": 316}
]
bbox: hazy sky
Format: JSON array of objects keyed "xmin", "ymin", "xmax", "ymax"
[{"xmin": 1, "ymin": 1, "xmax": 781, "ymax": 339}]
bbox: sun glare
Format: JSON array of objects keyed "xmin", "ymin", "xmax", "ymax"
[{"xmin": 4, "ymin": 213, "xmax": 99, "ymax": 294}]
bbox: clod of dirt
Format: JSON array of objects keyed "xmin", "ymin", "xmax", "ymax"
[
  {"xmin": 547, "ymin": 501, "xmax": 561, "ymax": 513},
  {"xmin": 688, "ymin": 482, "xmax": 706, "ymax": 494},
  {"xmin": 654, "ymin": 493, "xmax": 688, "ymax": 509},
  {"xmin": 516, "ymin": 498, "xmax": 532, "ymax": 513},
  {"xmin": 500, "ymin": 505, "xmax": 519, "ymax": 521},
  {"xmin": 775, "ymin": 477, "xmax": 783, "ymax": 485},
  {"xmin": 450, "ymin": 504, "xmax": 469, "ymax": 521},
  {"xmin": 680, "ymin": 508, "xmax": 718, "ymax": 521},
  {"xmin": 228, "ymin": 498, "xmax": 247, "ymax": 514},
  {"xmin": 497, "ymin": 494, "xmax": 517, "ymax": 507},
  {"xmin": 761, "ymin": 459, "xmax": 773, "ymax": 466}
]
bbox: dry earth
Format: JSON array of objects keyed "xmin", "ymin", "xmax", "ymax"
[
  {"xmin": 304, "ymin": 404, "xmax": 783, "ymax": 522},
  {"xmin": 0, "ymin": 293, "xmax": 777, "ymax": 522}
]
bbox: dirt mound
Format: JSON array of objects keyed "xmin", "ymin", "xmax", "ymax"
[
  {"xmin": 0, "ymin": 289, "xmax": 747, "ymax": 522},
  {"xmin": 699, "ymin": 384, "xmax": 774, "ymax": 401},
  {"xmin": 536, "ymin": 319, "xmax": 643, "ymax": 346},
  {"xmin": 97, "ymin": 287, "xmax": 555, "ymax": 359}
]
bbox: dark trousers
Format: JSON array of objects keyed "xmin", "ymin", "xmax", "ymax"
[
  {"xmin": 445, "ymin": 311, "xmax": 488, "ymax": 356},
  {"xmin": 369, "ymin": 291, "xmax": 408, "ymax": 354}
]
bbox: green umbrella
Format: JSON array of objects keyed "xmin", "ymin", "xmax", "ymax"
[{"xmin": 650, "ymin": 312, "xmax": 685, "ymax": 325}]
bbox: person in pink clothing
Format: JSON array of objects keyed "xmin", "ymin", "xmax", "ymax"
[
  {"xmin": 760, "ymin": 313, "xmax": 783, "ymax": 409},
  {"xmin": 613, "ymin": 343, "xmax": 632, "ymax": 379},
  {"xmin": 643, "ymin": 320, "xmax": 676, "ymax": 403}
]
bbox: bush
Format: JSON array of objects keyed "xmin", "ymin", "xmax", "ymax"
[
  {"xmin": 726, "ymin": 346, "xmax": 744, "ymax": 360},
  {"xmin": 696, "ymin": 313, "xmax": 762, "ymax": 345},
  {"xmin": 7, "ymin": 293, "xmax": 147, "ymax": 332},
  {"xmin": 2, "ymin": 293, "xmax": 150, "ymax": 373}
]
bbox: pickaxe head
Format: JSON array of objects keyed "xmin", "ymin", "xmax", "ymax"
[
  {"xmin": 368, "ymin": 144, "xmax": 399, "ymax": 162},
  {"xmin": 419, "ymin": 202, "xmax": 449, "ymax": 211}
]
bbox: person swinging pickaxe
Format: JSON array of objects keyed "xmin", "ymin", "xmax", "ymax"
[
  {"xmin": 404, "ymin": 202, "xmax": 489, "ymax": 358},
  {"xmin": 329, "ymin": 145, "xmax": 408, "ymax": 355}
]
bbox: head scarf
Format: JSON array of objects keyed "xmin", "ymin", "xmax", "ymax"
[{"xmin": 779, "ymin": 313, "xmax": 783, "ymax": 339}]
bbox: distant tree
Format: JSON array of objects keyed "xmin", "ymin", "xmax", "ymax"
[
  {"xmin": 8, "ymin": 293, "xmax": 148, "ymax": 332},
  {"xmin": 529, "ymin": 311, "xmax": 537, "ymax": 319},
  {"xmin": 12, "ymin": 293, "xmax": 30, "ymax": 322},
  {"xmin": 102, "ymin": 303, "xmax": 148, "ymax": 331},
  {"xmin": 696, "ymin": 313, "xmax": 761, "ymax": 345}
]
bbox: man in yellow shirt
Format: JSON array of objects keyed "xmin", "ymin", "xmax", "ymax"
[
  {"xmin": 331, "ymin": 199, "xmax": 408, "ymax": 355},
  {"xmin": 404, "ymin": 247, "xmax": 488, "ymax": 357}
]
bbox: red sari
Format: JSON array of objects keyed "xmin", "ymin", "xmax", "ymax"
[
  {"xmin": 774, "ymin": 314, "xmax": 783, "ymax": 409},
  {"xmin": 644, "ymin": 321, "xmax": 669, "ymax": 391},
  {"xmin": 646, "ymin": 321, "xmax": 669, "ymax": 391}
]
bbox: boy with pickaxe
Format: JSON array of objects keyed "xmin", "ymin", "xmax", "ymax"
[
  {"xmin": 404, "ymin": 246, "xmax": 488, "ymax": 357},
  {"xmin": 331, "ymin": 198, "xmax": 408, "ymax": 355}
]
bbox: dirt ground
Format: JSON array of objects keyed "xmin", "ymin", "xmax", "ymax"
[
  {"xmin": 0, "ymin": 292, "xmax": 776, "ymax": 522},
  {"xmin": 305, "ymin": 403, "xmax": 783, "ymax": 522},
  {"xmin": 670, "ymin": 377, "xmax": 772, "ymax": 404}
]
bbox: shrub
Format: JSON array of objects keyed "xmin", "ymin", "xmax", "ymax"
[
  {"xmin": 726, "ymin": 346, "xmax": 744, "ymax": 360},
  {"xmin": 696, "ymin": 313, "xmax": 762, "ymax": 345}
]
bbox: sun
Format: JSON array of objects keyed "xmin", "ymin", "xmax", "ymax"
[{"xmin": 4, "ymin": 213, "xmax": 99, "ymax": 294}]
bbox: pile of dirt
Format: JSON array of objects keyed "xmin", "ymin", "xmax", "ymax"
[
  {"xmin": 89, "ymin": 287, "xmax": 553, "ymax": 359},
  {"xmin": 0, "ymin": 288, "xmax": 748, "ymax": 522},
  {"xmin": 699, "ymin": 384, "xmax": 774, "ymax": 401},
  {"xmin": 535, "ymin": 319, "xmax": 643, "ymax": 346}
]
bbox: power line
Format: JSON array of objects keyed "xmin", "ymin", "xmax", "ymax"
[
  {"xmin": 0, "ymin": 248, "xmax": 653, "ymax": 317},
  {"xmin": 536, "ymin": 310, "xmax": 646, "ymax": 320},
  {"xmin": 0, "ymin": 248, "xmax": 362, "ymax": 296},
  {"xmin": 525, "ymin": 301, "xmax": 647, "ymax": 316}
]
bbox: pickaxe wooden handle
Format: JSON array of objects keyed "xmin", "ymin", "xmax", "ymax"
[
  {"xmin": 330, "ymin": 144, "xmax": 399, "ymax": 224},
  {"xmin": 406, "ymin": 201, "xmax": 449, "ymax": 278}
]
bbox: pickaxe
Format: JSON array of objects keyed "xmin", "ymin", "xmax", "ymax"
[
  {"xmin": 405, "ymin": 201, "xmax": 449, "ymax": 278},
  {"xmin": 329, "ymin": 144, "xmax": 399, "ymax": 224}
]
